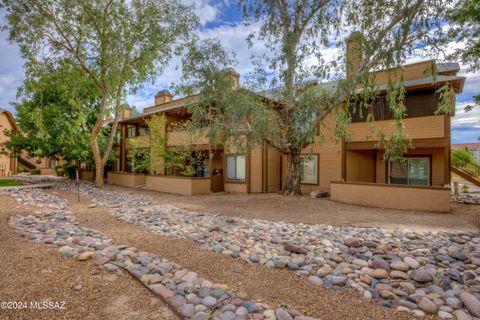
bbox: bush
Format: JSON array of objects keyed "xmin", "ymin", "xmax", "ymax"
[
  {"xmin": 452, "ymin": 149, "xmax": 474, "ymax": 168},
  {"xmin": 54, "ymin": 164, "xmax": 64, "ymax": 176},
  {"xmin": 30, "ymin": 168, "xmax": 40, "ymax": 175},
  {"xmin": 62, "ymin": 163, "xmax": 77, "ymax": 178}
]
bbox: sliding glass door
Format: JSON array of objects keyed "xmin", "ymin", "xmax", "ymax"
[{"xmin": 389, "ymin": 157, "xmax": 429, "ymax": 186}]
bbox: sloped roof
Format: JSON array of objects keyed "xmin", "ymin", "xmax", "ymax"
[
  {"xmin": 0, "ymin": 108, "xmax": 18, "ymax": 131},
  {"xmin": 452, "ymin": 143, "xmax": 480, "ymax": 151}
]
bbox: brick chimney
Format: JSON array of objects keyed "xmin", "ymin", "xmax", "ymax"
[
  {"xmin": 346, "ymin": 31, "xmax": 364, "ymax": 80},
  {"xmin": 119, "ymin": 104, "xmax": 132, "ymax": 120},
  {"xmin": 224, "ymin": 68, "xmax": 240, "ymax": 89},
  {"xmin": 155, "ymin": 90, "xmax": 173, "ymax": 105}
]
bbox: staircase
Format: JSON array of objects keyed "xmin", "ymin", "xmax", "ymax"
[
  {"xmin": 452, "ymin": 162, "xmax": 480, "ymax": 187},
  {"xmin": 17, "ymin": 157, "xmax": 37, "ymax": 172}
]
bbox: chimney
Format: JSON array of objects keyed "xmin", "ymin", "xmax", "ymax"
[
  {"xmin": 120, "ymin": 104, "xmax": 132, "ymax": 120},
  {"xmin": 346, "ymin": 31, "xmax": 364, "ymax": 80},
  {"xmin": 155, "ymin": 90, "xmax": 173, "ymax": 105},
  {"xmin": 224, "ymin": 68, "xmax": 240, "ymax": 89}
]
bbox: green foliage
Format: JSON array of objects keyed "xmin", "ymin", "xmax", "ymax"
[
  {"xmin": 462, "ymin": 184, "xmax": 470, "ymax": 193},
  {"xmin": 126, "ymin": 140, "xmax": 150, "ymax": 174},
  {"xmin": 54, "ymin": 165, "xmax": 64, "ymax": 177},
  {"xmin": 452, "ymin": 149, "xmax": 475, "ymax": 168},
  {"xmin": 0, "ymin": 179, "xmax": 23, "ymax": 187},
  {"xmin": 62, "ymin": 163, "xmax": 77, "ymax": 179},
  {"xmin": 1, "ymin": 61, "xmax": 99, "ymax": 165},
  {"xmin": 30, "ymin": 169, "xmax": 40, "ymax": 175},
  {"xmin": 1, "ymin": 0, "xmax": 197, "ymax": 186},
  {"xmin": 147, "ymin": 115, "xmax": 207, "ymax": 177},
  {"xmin": 180, "ymin": 0, "xmax": 447, "ymax": 194}
]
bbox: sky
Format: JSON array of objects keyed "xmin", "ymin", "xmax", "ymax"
[{"xmin": 0, "ymin": 1, "xmax": 478, "ymax": 144}]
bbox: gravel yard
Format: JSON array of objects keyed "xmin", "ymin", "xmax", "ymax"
[
  {"xmin": 0, "ymin": 196, "xmax": 177, "ymax": 320},
  {"xmin": 104, "ymin": 184, "xmax": 480, "ymax": 233},
  {"xmin": 1, "ymin": 181, "xmax": 479, "ymax": 320}
]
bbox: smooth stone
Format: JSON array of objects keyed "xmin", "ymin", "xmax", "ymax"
[
  {"xmin": 192, "ymin": 312, "xmax": 210, "ymax": 320},
  {"xmin": 418, "ymin": 297, "xmax": 438, "ymax": 315},
  {"xmin": 371, "ymin": 269, "xmax": 389, "ymax": 279},
  {"xmin": 459, "ymin": 291, "xmax": 480, "ymax": 317},
  {"xmin": 438, "ymin": 311, "xmax": 453, "ymax": 319},
  {"xmin": 390, "ymin": 260, "xmax": 409, "ymax": 271},
  {"xmin": 202, "ymin": 296, "xmax": 217, "ymax": 308},
  {"xmin": 454, "ymin": 310, "xmax": 473, "ymax": 320},
  {"xmin": 411, "ymin": 268, "xmax": 433, "ymax": 283},
  {"xmin": 372, "ymin": 258, "xmax": 390, "ymax": 271},
  {"xmin": 275, "ymin": 309, "xmax": 293, "ymax": 320},
  {"xmin": 180, "ymin": 304, "xmax": 194, "ymax": 318},
  {"xmin": 308, "ymin": 276, "xmax": 323, "ymax": 286},
  {"xmin": 404, "ymin": 257, "xmax": 420, "ymax": 269}
]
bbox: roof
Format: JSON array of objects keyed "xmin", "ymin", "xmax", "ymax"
[
  {"xmin": 0, "ymin": 108, "xmax": 19, "ymax": 132},
  {"xmin": 119, "ymin": 60, "xmax": 465, "ymax": 124},
  {"xmin": 452, "ymin": 143, "xmax": 480, "ymax": 151}
]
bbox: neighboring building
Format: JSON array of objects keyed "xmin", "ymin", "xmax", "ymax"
[
  {"xmin": 452, "ymin": 143, "xmax": 480, "ymax": 164},
  {"xmin": 108, "ymin": 34, "xmax": 465, "ymax": 212},
  {"xmin": 0, "ymin": 108, "xmax": 18, "ymax": 177}
]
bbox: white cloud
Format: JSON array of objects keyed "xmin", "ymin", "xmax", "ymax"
[{"xmin": 182, "ymin": 0, "xmax": 221, "ymax": 26}]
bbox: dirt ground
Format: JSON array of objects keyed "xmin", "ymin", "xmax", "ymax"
[
  {"xmin": 51, "ymin": 189, "xmax": 437, "ymax": 320},
  {"xmin": 106, "ymin": 185, "xmax": 480, "ymax": 233},
  {"xmin": 0, "ymin": 196, "xmax": 178, "ymax": 320}
]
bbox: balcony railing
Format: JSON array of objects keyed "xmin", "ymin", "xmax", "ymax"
[
  {"xmin": 347, "ymin": 115, "xmax": 445, "ymax": 142},
  {"xmin": 167, "ymin": 128, "xmax": 211, "ymax": 146}
]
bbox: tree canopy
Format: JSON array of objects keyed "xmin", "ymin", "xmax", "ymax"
[
  {"xmin": 179, "ymin": 0, "xmax": 452, "ymax": 195},
  {"xmin": 1, "ymin": 0, "xmax": 197, "ymax": 187}
]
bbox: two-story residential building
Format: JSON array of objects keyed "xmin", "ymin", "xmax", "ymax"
[
  {"xmin": 108, "ymin": 36, "xmax": 465, "ymax": 212},
  {"xmin": 0, "ymin": 108, "xmax": 18, "ymax": 177}
]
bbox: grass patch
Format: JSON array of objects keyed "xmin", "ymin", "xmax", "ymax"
[{"xmin": 0, "ymin": 179, "xmax": 23, "ymax": 187}]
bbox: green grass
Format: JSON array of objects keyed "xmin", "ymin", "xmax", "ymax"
[{"xmin": 0, "ymin": 179, "xmax": 23, "ymax": 187}]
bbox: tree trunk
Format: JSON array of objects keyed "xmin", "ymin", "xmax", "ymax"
[
  {"xmin": 282, "ymin": 151, "xmax": 302, "ymax": 196},
  {"xmin": 94, "ymin": 161, "xmax": 104, "ymax": 188}
]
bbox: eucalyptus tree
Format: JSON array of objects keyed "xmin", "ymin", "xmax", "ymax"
[
  {"xmin": 1, "ymin": 0, "xmax": 197, "ymax": 187},
  {"xmin": 446, "ymin": 0, "xmax": 480, "ymax": 109},
  {"xmin": 179, "ymin": 0, "xmax": 449, "ymax": 195}
]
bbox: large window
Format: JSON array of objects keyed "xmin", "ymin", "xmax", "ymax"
[
  {"xmin": 389, "ymin": 157, "xmax": 429, "ymax": 186},
  {"xmin": 300, "ymin": 154, "xmax": 318, "ymax": 184},
  {"xmin": 138, "ymin": 127, "xmax": 149, "ymax": 136},
  {"xmin": 227, "ymin": 155, "xmax": 246, "ymax": 181}
]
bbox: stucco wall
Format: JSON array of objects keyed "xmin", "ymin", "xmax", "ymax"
[
  {"xmin": 108, "ymin": 172, "xmax": 146, "ymax": 187},
  {"xmin": 0, "ymin": 112, "xmax": 16, "ymax": 175},
  {"xmin": 330, "ymin": 181, "xmax": 451, "ymax": 212},
  {"xmin": 145, "ymin": 175, "xmax": 210, "ymax": 195}
]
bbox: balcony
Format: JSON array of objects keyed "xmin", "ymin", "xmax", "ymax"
[
  {"xmin": 347, "ymin": 115, "xmax": 446, "ymax": 143},
  {"xmin": 167, "ymin": 128, "xmax": 211, "ymax": 147},
  {"xmin": 125, "ymin": 135, "xmax": 150, "ymax": 149}
]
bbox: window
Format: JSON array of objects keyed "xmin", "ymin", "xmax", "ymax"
[
  {"xmin": 127, "ymin": 126, "xmax": 136, "ymax": 138},
  {"xmin": 138, "ymin": 127, "xmax": 149, "ymax": 136},
  {"xmin": 226, "ymin": 155, "xmax": 246, "ymax": 181},
  {"xmin": 114, "ymin": 132, "xmax": 121, "ymax": 144},
  {"xmin": 300, "ymin": 154, "xmax": 318, "ymax": 184},
  {"xmin": 389, "ymin": 157, "xmax": 429, "ymax": 186}
]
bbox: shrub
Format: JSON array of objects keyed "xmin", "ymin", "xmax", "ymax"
[
  {"xmin": 30, "ymin": 168, "xmax": 40, "ymax": 175},
  {"xmin": 452, "ymin": 149, "xmax": 474, "ymax": 168},
  {"xmin": 62, "ymin": 163, "xmax": 76, "ymax": 178},
  {"xmin": 54, "ymin": 164, "xmax": 64, "ymax": 176}
]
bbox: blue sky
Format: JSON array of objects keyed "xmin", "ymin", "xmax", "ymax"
[{"xmin": 0, "ymin": 1, "xmax": 478, "ymax": 143}]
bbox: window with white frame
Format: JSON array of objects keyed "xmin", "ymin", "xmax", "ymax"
[
  {"xmin": 300, "ymin": 154, "xmax": 318, "ymax": 184},
  {"xmin": 226, "ymin": 155, "xmax": 246, "ymax": 181},
  {"xmin": 389, "ymin": 157, "xmax": 429, "ymax": 186}
]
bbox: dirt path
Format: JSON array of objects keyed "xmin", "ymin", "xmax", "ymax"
[
  {"xmin": 54, "ymin": 189, "xmax": 437, "ymax": 320},
  {"xmin": 0, "ymin": 196, "xmax": 177, "ymax": 320},
  {"xmin": 118, "ymin": 185, "xmax": 479, "ymax": 232}
]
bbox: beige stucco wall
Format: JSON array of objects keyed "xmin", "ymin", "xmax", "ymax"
[
  {"xmin": 108, "ymin": 172, "xmax": 146, "ymax": 187},
  {"xmin": 0, "ymin": 112, "xmax": 16, "ymax": 175},
  {"xmin": 281, "ymin": 106, "xmax": 343, "ymax": 193},
  {"xmin": 330, "ymin": 181, "xmax": 451, "ymax": 212},
  {"xmin": 145, "ymin": 175, "xmax": 210, "ymax": 195},
  {"xmin": 224, "ymin": 183, "xmax": 247, "ymax": 193}
]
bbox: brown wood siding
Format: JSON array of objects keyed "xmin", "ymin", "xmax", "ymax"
[
  {"xmin": 346, "ymin": 150, "xmax": 375, "ymax": 182},
  {"xmin": 370, "ymin": 60, "xmax": 434, "ymax": 86},
  {"xmin": 266, "ymin": 145, "xmax": 281, "ymax": 192},
  {"xmin": 280, "ymin": 106, "xmax": 343, "ymax": 193},
  {"xmin": 249, "ymin": 146, "xmax": 263, "ymax": 193},
  {"xmin": 348, "ymin": 115, "xmax": 445, "ymax": 142}
]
